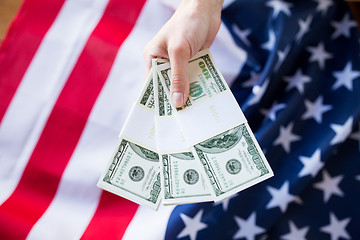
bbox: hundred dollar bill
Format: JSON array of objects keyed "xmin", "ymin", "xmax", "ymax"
[
  {"xmin": 193, "ymin": 122, "xmax": 272, "ymax": 200},
  {"xmin": 153, "ymin": 61, "xmax": 212, "ymax": 204},
  {"xmin": 156, "ymin": 49, "xmax": 273, "ymax": 201},
  {"xmin": 98, "ymin": 69, "xmax": 161, "ymax": 210}
]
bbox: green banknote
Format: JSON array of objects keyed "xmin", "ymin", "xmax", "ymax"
[
  {"xmin": 154, "ymin": 66, "xmax": 212, "ymax": 204},
  {"xmin": 193, "ymin": 123, "xmax": 272, "ymax": 201},
  {"xmin": 98, "ymin": 49, "xmax": 273, "ymax": 209},
  {"xmin": 158, "ymin": 52, "xmax": 227, "ymax": 110},
  {"xmin": 98, "ymin": 71, "xmax": 161, "ymax": 210},
  {"xmin": 156, "ymin": 49, "xmax": 273, "ymax": 201},
  {"xmin": 101, "ymin": 139, "xmax": 161, "ymax": 205}
]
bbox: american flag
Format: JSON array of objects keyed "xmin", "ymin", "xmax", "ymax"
[{"xmin": 0, "ymin": 0, "xmax": 359, "ymax": 239}]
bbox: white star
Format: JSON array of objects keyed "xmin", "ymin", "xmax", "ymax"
[
  {"xmin": 296, "ymin": 15, "xmax": 312, "ymax": 42},
  {"xmin": 261, "ymin": 29, "xmax": 276, "ymax": 51},
  {"xmin": 332, "ymin": 61, "xmax": 360, "ymax": 91},
  {"xmin": 274, "ymin": 122, "xmax": 301, "ymax": 153},
  {"xmin": 330, "ymin": 117, "xmax": 353, "ymax": 145},
  {"xmin": 275, "ymin": 45, "xmax": 290, "ymax": 71},
  {"xmin": 213, "ymin": 194, "xmax": 237, "ymax": 211},
  {"xmin": 320, "ymin": 212, "xmax": 351, "ymax": 240},
  {"xmin": 233, "ymin": 24, "xmax": 252, "ymax": 46},
  {"xmin": 242, "ymin": 71, "xmax": 261, "ymax": 88},
  {"xmin": 177, "ymin": 209, "xmax": 207, "ymax": 240},
  {"xmin": 314, "ymin": 0, "xmax": 333, "ymax": 15},
  {"xmin": 314, "ymin": 170, "xmax": 344, "ymax": 203},
  {"xmin": 248, "ymin": 78, "xmax": 270, "ymax": 106},
  {"xmin": 307, "ymin": 42, "xmax": 333, "ymax": 70},
  {"xmin": 284, "ymin": 69, "xmax": 311, "ymax": 94},
  {"xmin": 302, "ymin": 96, "xmax": 332, "ymax": 123},
  {"xmin": 298, "ymin": 149, "xmax": 324, "ymax": 178},
  {"xmin": 266, "ymin": 181, "xmax": 302, "ymax": 213},
  {"xmin": 233, "ymin": 212, "xmax": 265, "ymax": 240},
  {"xmin": 260, "ymin": 101, "xmax": 286, "ymax": 121},
  {"xmin": 266, "ymin": 0, "xmax": 293, "ymax": 18},
  {"xmin": 281, "ymin": 221, "xmax": 309, "ymax": 240},
  {"xmin": 350, "ymin": 122, "xmax": 360, "ymax": 151},
  {"xmin": 331, "ymin": 13, "xmax": 357, "ymax": 39},
  {"xmin": 356, "ymin": 175, "xmax": 360, "ymax": 181}
]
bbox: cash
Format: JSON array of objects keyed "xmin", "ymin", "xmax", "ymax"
[
  {"xmin": 97, "ymin": 69, "xmax": 161, "ymax": 210},
  {"xmin": 153, "ymin": 60, "xmax": 213, "ymax": 205},
  {"xmin": 98, "ymin": 49, "xmax": 273, "ymax": 209}
]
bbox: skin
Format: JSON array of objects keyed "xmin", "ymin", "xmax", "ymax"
[{"xmin": 143, "ymin": 0, "xmax": 223, "ymax": 108}]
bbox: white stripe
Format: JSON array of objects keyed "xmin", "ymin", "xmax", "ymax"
[
  {"xmin": 0, "ymin": 0, "xmax": 109, "ymax": 205},
  {"xmin": 122, "ymin": 205, "xmax": 175, "ymax": 240}
]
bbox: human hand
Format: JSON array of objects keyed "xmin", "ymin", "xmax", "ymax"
[{"xmin": 143, "ymin": 0, "xmax": 223, "ymax": 108}]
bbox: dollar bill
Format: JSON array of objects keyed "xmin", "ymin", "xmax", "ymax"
[
  {"xmin": 153, "ymin": 62, "xmax": 212, "ymax": 204},
  {"xmin": 98, "ymin": 49, "xmax": 273, "ymax": 209},
  {"xmin": 97, "ymin": 70, "xmax": 161, "ymax": 210},
  {"xmin": 193, "ymin": 122, "xmax": 272, "ymax": 201},
  {"xmin": 156, "ymin": 49, "xmax": 273, "ymax": 201},
  {"xmin": 158, "ymin": 50, "xmax": 227, "ymax": 110}
]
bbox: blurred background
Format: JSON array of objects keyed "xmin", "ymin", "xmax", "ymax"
[
  {"xmin": 0, "ymin": 0, "xmax": 359, "ymax": 43},
  {"xmin": 0, "ymin": 0, "xmax": 360, "ymax": 239}
]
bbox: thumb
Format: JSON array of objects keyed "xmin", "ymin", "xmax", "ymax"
[{"xmin": 169, "ymin": 49, "xmax": 190, "ymax": 108}]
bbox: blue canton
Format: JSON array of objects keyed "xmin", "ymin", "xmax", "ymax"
[{"xmin": 165, "ymin": 0, "xmax": 360, "ymax": 239}]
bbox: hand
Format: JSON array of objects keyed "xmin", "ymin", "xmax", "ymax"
[{"xmin": 143, "ymin": 0, "xmax": 223, "ymax": 108}]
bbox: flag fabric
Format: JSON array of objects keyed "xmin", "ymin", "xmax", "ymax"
[{"xmin": 0, "ymin": 0, "xmax": 359, "ymax": 240}]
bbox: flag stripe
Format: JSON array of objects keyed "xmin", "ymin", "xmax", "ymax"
[
  {"xmin": 0, "ymin": 0, "xmax": 146, "ymax": 238},
  {"xmin": 77, "ymin": 1, "xmax": 174, "ymax": 237},
  {"xmin": 0, "ymin": 0, "xmax": 65, "ymax": 123},
  {"xmin": 80, "ymin": 192, "xmax": 139, "ymax": 240},
  {"xmin": 0, "ymin": 0, "xmax": 112, "ymax": 205},
  {"xmin": 122, "ymin": 205, "xmax": 175, "ymax": 240},
  {"xmin": 27, "ymin": 0, "xmax": 172, "ymax": 237},
  {"xmin": 25, "ymin": 29, "xmax": 149, "ymax": 235},
  {"xmin": 26, "ymin": 122, "xmax": 120, "ymax": 239}
]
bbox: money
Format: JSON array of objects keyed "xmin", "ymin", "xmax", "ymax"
[
  {"xmin": 98, "ymin": 49, "xmax": 273, "ymax": 209},
  {"xmin": 97, "ymin": 69, "xmax": 162, "ymax": 210},
  {"xmin": 156, "ymin": 49, "xmax": 273, "ymax": 201},
  {"xmin": 153, "ymin": 62, "xmax": 212, "ymax": 205},
  {"xmin": 193, "ymin": 122, "xmax": 272, "ymax": 200}
]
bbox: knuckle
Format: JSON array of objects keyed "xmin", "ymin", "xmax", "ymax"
[{"xmin": 168, "ymin": 43, "xmax": 190, "ymax": 58}]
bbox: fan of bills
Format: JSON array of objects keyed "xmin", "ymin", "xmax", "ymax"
[{"xmin": 97, "ymin": 49, "xmax": 273, "ymax": 210}]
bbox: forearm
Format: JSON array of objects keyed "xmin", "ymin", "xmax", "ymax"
[{"xmin": 179, "ymin": 0, "xmax": 223, "ymax": 23}]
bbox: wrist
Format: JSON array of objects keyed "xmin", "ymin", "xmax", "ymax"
[{"xmin": 181, "ymin": 0, "xmax": 223, "ymax": 14}]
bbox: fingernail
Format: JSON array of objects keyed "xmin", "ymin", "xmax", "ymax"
[{"xmin": 172, "ymin": 92, "xmax": 183, "ymax": 108}]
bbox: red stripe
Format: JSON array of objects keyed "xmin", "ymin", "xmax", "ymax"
[
  {"xmin": 0, "ymin": 0, "xmax": 146, "ymax": 238},
  {"xmin": 80, "ymin": 191, "xmax": 139, "ymax": 240},
  {"xmin": 0, "ymin": 0, "xmax": 65, "ymax": 124}
]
